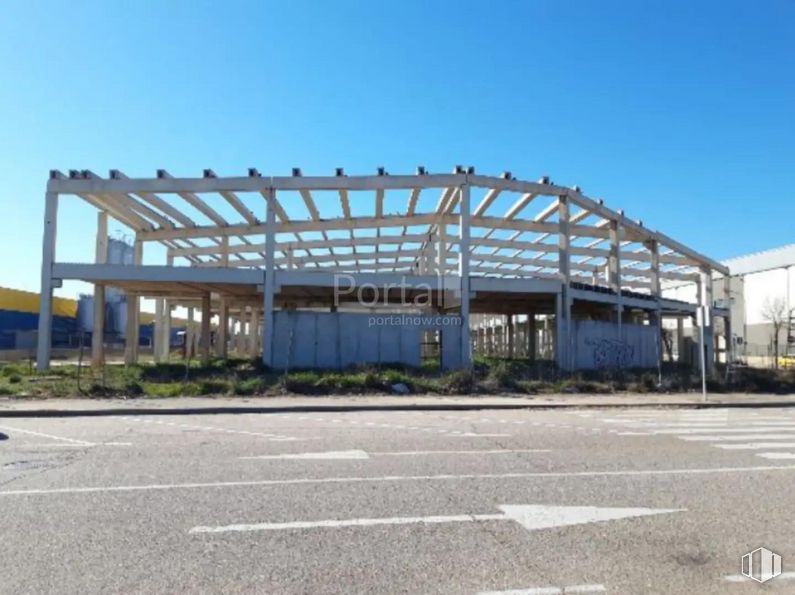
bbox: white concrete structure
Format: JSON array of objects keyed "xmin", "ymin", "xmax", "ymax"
[
  {"xmin": 665, "ymin": 244, "xmax": 795, "ymax": 367},
  {"xmin": 36, "ymin": 167, "xmax": 729, "ymax": 372}
]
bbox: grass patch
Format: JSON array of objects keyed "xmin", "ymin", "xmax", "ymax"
[{"xmin": 0, "ymin": 357, "xmax": 793, "ymax": 398}]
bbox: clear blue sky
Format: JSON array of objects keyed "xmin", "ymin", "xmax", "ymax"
[{"xmin": 1, "ymin": 0, "xmax": 793, "ymax": 298}]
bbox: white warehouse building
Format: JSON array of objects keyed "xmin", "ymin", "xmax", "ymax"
[{"xmin": 664, "ymin": 244, "xmax": 795, "ymax": 368}]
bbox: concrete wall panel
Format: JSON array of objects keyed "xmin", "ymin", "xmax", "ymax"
[
  {"xmin": 272, "ymin": 311, "xmax": 462, "ymax": 369},
  {"xmin": 572, "ymin": 320, "xmax": 659, "ymax": 370}
]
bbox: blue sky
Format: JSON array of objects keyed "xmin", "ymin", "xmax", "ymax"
[{"xmin": 1, "ymin": 0, "xmax": 793, "ymax": 298}]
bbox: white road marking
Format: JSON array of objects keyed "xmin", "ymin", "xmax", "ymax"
[
  {"xmin": 478, "ymin": 585, "xmax": 606, "ymax": 595},
  {"xmin": 452, "ymin": 433, "xmax": 511, "ymax": 438},
  {"xmin": 6, "ymin": 442, "xmax": 131, "ymax": 448},
  {"xmin": 3, "ymin": 464, "xmax": 794, "ymax": 497},
  {"xmin": 680, "ymin": 434, "xmax": 795, "ymax": 441},
  {"xmin": 616, "ymin": 432, "xmax": 652, "ymax": 436},
  {"xmin": 724, "ymin": 571, "xmax": 795, "ymax": 582},
  {"xmin": 241, "ymin": 448, "xmax": 550, "ymax": 461},
  {"xmin": 715, "ymin": 442, "xmax": 795, "ymax": 450},
  {"xmin": 372, "ymin": 449, "xmax": 550, "ymax": 456},
  {"xmin": 190, "ymin": 513, "xmax": 503, "ymax": 533},
  {"xmin": 122, "ymin": 417, "xmax": 297, "ymax": 441},
  {"xmin": 188, "ymin": 504, "xmax": 682, "ymax": 535},
  {"xmin": 242, "ymin": 450, "xmax": 370, "ymax": 460},
  {"xmin": 653, "ymin": 427, "xmax": 795, "ymax": 434},
  {"xmin": 0, "ymin": 425, "xmax": 94, "ymax": 446},
  {"xmin": 756, "ymin": 452, "xmax": 795, "ymax": 460}
]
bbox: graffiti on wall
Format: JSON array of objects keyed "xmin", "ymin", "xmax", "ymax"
[{"xmin": 585, "ymin": 337, "xmax": 635, "ymax": 369}]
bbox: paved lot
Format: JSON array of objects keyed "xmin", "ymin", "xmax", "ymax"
[{"xmin": 1, "ymin": 407, "xmax": 794, "ymax": 594}]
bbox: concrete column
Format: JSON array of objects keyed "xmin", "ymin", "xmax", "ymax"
[
  {"xmin": 185, "ymin": 307, "xmax": 195, "ymax": 360},
  {"xmin": 91, "ymin": 211, "xmax": 107, "ymax": 369},
  {"xmin": 161, "ymin": 302, "xmax": 172, "ymax": 361},
  {"xmin": 237, "ymin": 311, "xmax": 248, "ymax": 355},
  {"xmin": 507, "ymin": 316, "xmax": 514, "ymax": 359},
  {"xmin": 200, "ymin": 293, "xmax": 211, "ymax": 363},
  {"xmin": 437, "ymin": 226, "xmax": 446, "ymax": 275},
  {"xmin": 557, "ymin": 195, "xmax": 571, "ymax": 371},
  {"xmin": 263, "ymin": 188, "xmax": 276, "ymax": 366},
  {"xmin": 229, "ymin": 317, "xmax": 237, "ymax": 356},
  {"xmin": 156, "ymin": 254, "xmax": 173, "ymax": 362},
  {"xmin": 153, "ymin": 298, "xmax": 164, "ymax": 363},
  {"xmin": 458, "ymin": 184, "xmax": 471, "ymax": 367},
  {"xmin": 221, "ymin": 236, "xmax": 229, "ymax": 267},
  {"xmin": 677, "ymin": 317, "xmax": 686, "ymax": 363},
  {"xmin": 699, "ymin": 269, "xmax": 715, "ymax": 374},
  {"xmin": 607, "ymin": 219, "xmax": 621, "ymax": 293},
  {"xmin": 153, "ymin": 297, "xmax": 171, "ymax": 363},
  {"xmin": 217, "ymin": 299, "xmax": 229, "ymax": 358},
  {"xmin": 724, "ymin": 276, "xmax": 733, "ymax": 366},
  {"xmin": 555, "ymin": 293, "xmax": 566, "ymax": 369},
  {"xmin": 124, "ymin": 238, "xmax": 143, "ymax": 365},
  {"xmin": 249, "ymin": 307, "xmax": 260, "ymax": 356},
  {"xmin": 527, "ymin": 313, "xmax": 537, "ymax": 363},
  {"xmin": 36, "ymin": 191, "xmax": 59, "ymax": 371}
]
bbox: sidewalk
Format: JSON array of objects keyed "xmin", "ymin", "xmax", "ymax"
[{"xmin": 1, "ymin": 393, "xmax": 795, "ymax": 418}]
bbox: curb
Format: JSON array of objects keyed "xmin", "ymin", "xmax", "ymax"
[{"xmin": 0, "ymin": 400, "xmax": 794, "ymax": 418}]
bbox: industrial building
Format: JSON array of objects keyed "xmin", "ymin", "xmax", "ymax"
[
  {"xmin": 0, "ymin": 287, "xmax": 77, "ymax": 355},
  {"xmin": 35, "ymin": 168, "xmax": 730, "ymax": 373},
  {"xmin": 0, "ymin": 283, "xmax": 187, "ymax": 362},
  {"xmin": 664, "ymin": 243, "xmax": 795, "ymax": 368}
]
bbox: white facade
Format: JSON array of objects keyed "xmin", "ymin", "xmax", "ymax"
[{"xmin": 664, "ymin": 244, "xmax": 795, "ymax": 367}]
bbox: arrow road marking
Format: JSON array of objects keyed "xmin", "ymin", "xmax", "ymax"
[{"xmin": 188, "ymin": 504, "xmax": 684, "ymax": 534}]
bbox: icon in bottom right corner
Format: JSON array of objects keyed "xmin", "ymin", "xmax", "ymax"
[{"xmin": 742, "ymin": 547, "xmax": 782, "ymax": 583}]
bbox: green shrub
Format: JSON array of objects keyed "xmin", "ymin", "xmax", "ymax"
[
  {"xmin": 232, "ymin": 378, "xmax": 265, "ymax": 395},
  {"xmin": 487, "ymin": 360, "xmax": 517, "ymax": 388},
  {"xmin": 441, "ymin": 369, "xmax": 475, "ymax": 394},
  {"xmin": 141, "ymin": 383, "xmax": 185, "ymax": 398},
  {"xmin": 382, "ymin": 369, "xmax": 411, "ymax": 385},
  {"xmin": 197, "ymin": 380, "xmax": 230, "ymax": 395},
  {"xmin": 7, "ymin": 374, "xmax": 22, "ymax": 384},
  {"xmin": 124, "ymin": 381, "xmax": 144, "ymax": 396},
  {"xmin": 1, "ymin": 364, "xmax": 26, "ymax": 378},
  {"xmin": 283, "ymin": 371, "xmax": 322, "ymax": 394}
]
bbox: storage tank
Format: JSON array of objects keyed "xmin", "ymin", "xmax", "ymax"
[
  {"xmin": 77, "ymin": 236, "xmax": 134, "ymax": 339},
  {"xmin": 77, "ymin": 294, "xmax": 94, "ymax": 333},
  {"xmin": 106, "ymin": 237, "xmax": 134, "ymax": 304}
]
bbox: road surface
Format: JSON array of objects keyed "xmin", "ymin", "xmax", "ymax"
[{"xmin": 1, "ymin": 406, "xmax": 793, "ymax": 594}]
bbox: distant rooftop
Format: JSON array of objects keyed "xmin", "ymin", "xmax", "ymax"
[{"xmin": 725, "ymin": 244, "xmax": 795, "ymax": 276}]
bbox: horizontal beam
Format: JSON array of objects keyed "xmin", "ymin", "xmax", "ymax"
[
  {"xmin": 52, "ymin": 263, "xmax": 262, "ymax": 285},
  {"xmin": 49, "ymin": 173, "xmax": 469, "ymax": 195}
]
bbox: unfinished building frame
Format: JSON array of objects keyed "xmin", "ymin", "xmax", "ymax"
[{"xmin": 36, "ymin": 167, "xmax": 731, "ymax": 372}]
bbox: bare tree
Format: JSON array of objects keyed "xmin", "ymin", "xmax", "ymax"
[{"xmin": 761, "ymin": 296, "xmax": 787, "ymax": 369}]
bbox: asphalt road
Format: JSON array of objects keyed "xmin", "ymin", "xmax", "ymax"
[{"xmin": 1, "ymin": 406, "xmax": 794, "ymax": 594}]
